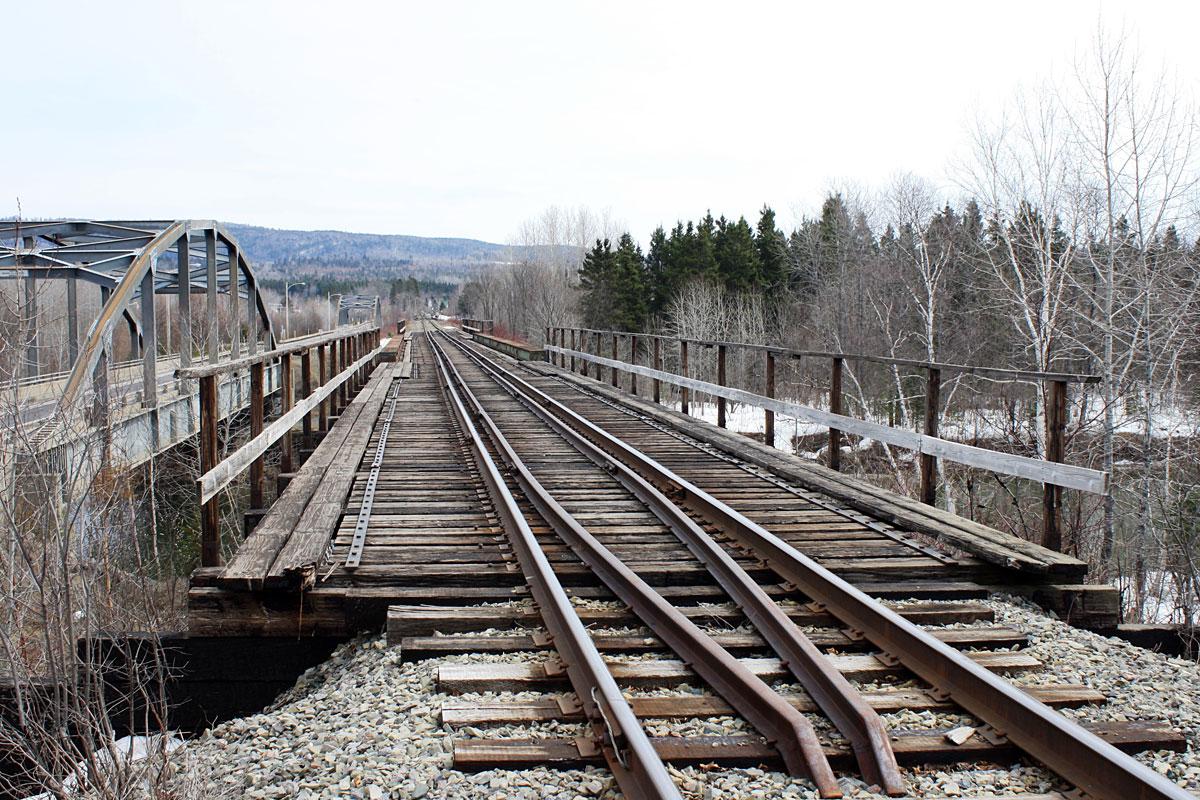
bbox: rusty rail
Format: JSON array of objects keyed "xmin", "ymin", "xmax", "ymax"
[
  {"xmin": 445, "ymin": 330, "xmax": 900, "ymax": 794},
  {"xmin": 427, "ymin": 332, "xmax": 683, "ymax": 800},
  {"xmin": 501, "ymin": 334, "xmax": 1187, "ymax": 800}
]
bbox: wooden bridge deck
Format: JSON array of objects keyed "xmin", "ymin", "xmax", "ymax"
[
  {"xmin": 187, "ymin": 327, "xmax": 1115, "ymax": 637},
  {"xmin": 177, "ymin": 326, "xmax": 1200, "ymax": 800}
]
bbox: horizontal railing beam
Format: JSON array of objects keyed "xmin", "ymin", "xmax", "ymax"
[
  {"xmin": 547, "ymin": 345, "xmax": 1107, "ymax": 495},
  {"xmin": 197, "ymin": 342, "xmax": 383, "ymax": 503},
  {"xmin": 554, "ymin": 327, "xmax": 1098, "ymax": 384},
  {"xmin": 177, "ymin": 323, "xmax": 378, "ymax": 379}
]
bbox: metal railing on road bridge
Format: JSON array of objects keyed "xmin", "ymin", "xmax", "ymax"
[
  {"xmin": 546, "ymin": 326, "xmax": 1105, "ymax": 553},
  {"xmin": 176, "ymin": 322, "xmax": 391, "ymax": 567}
]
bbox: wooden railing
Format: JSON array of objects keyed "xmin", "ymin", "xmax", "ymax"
[
  {"xmin": 546, "ymin": 326, "xmax": 1103, "ymax": 551},
  {"xmin": 176, "ymin": 322, "xmax": 390, "ymax": 566},
  {"xmin": 461, "ymin": 318, "xmax": 494, "ymax": 335}
]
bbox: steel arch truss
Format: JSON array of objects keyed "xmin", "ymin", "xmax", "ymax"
[
  {"xmin": 337, "ymin": 294, "xmax": 381, "ymax": 326},
  {"xmin": 0, "ymin": 219, "xmax": 277, "ymax": 446}
]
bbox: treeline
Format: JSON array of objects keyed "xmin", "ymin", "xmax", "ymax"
[
  {"xmin": 576, "ymin": 195, "xmax": 1198, "ymax": 375},
  {"xmin": 578, "ymin": 209, "xmax": 790, "ymax": 329}
]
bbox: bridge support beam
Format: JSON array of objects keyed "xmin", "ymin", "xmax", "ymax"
[
  {"xmin": 206, "ymin": 230, "xmax": 219, "ymax": 365},
  {"xmin": 1043, "ymin": 380, "xmax": 1067, "ymax": 551},
  {"xmin": 22, "ymin": 271, "xmax": 38, "ymax": 379},
  {"xmin": 141, "ymin": 266, "xmax": 157, "ymax": 408},
  {"xmin": 765, "ymin": 350, "xmax": 775, "ymax": 448},
  {"xmin": 717, "ymin": 343, "xmax": 727, "ymax": 428},
  {"xmin": 920, "ymin": 368, "xmax": 941, "ymax": 507},
  {"xmin": 280, "ymin": 352, "xmax": 294, "ymax": 474},
  {"xmin": 199, "ymin": 374, "xmax": 221, "ymax": 567},
  {"xmin": 248, "ymin": 361, "xmax": 265, "ymax": 516},
  {"xmin": 66, "ymin": 275, "xmax": 79, "ymax": 365},
  {"xmin": 680, "ymin": 339, "xmax": 689, "ymax": 415},
  {"xmin": 178, "ymin": 236, "xmax": 192, "ymax": 382},
  {"xmin": 829, "ymin": 357, "xmax": 843, "ymax": 471}
]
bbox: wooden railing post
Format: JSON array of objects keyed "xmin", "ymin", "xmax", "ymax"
[
  {"xmin": 300, "ymin": 348, "xmax": 313, "ymax": 450},
  {"xmin": 921, "ymin": 367, "xmax": 941, "ymax": 506},
  {"xmin": 340, "ymin": 335, "xmax": 350, "ymax": 410},
  {"xmin": 716, "ymin": 343, "xmax": 727, "ymax": 428},
  {"xmin": 199, "ymin": 373, "xmax": 221, "ymax": 567},
  {"xmin": 630, "ymin": 334, "xmax": 638, "ymax": 396},
  {"xmin": 317, "ymin": 343, "xmax": 329, "ymax": 432},
  {"xmin": 653, "ymin": 336, "xmax": 662, "ymax": 404},
  {"xmin": 829, "ymin": 356, "xmax": 843, "ymax": 471},
  {"xmin": 680, "ymin": 339, "xmax": 689, "ymax": 415},
  {"xmin": 570, "ymin": 329, "xmax": 577, "ymax": 373},
  {"xmin": 611, "ymin": 332, "xmax": 619, "ymax": 388},
  {"xmin": 280, "ymin": 352, "xmax": 294, "ymax": 474},
  {"xmin": 1043, "ymin": 379, "xmax": 1068, "ymax": 551},
  {"xmin": 249, "ymin": 361, "xmax": 265, "ymax": 509},
  {"xmin": 545, "ymin": 327, "xmax": 552, "ymax": 365},
  {"xmin": 765, "ymin": 350, "xmax": 776, "ymax": 448}
]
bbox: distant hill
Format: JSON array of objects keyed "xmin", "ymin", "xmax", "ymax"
[{"xmin": 225, "ymin": 223, "xmax": 509, "ymax": 266}]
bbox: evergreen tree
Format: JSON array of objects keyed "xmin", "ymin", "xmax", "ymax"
[
  {"xmin": 755, "ymin": 206, "xmax": 789, "ymax": 291},
  {"xmin": 645, "ymin": 226, "xmax": 670, "ymax": 319},
  {"xmin": 577, "ymin": 238, "xmax": 617, "ymax": 328},
  {"xmin": 611, "ymin": 233, "xmax": 648, "ymax": 330},
  {"xmin": 714, "ymin": 215, "xmax": 762, "ymax": 292}
]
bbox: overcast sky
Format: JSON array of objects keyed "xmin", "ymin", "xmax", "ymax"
[{"xmin": 4, "ymin": 1, "xmax": 1197, "ymax": 243}]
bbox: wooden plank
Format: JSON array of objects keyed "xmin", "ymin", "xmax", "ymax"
[
  {"xmin": 436, "ymin": 651, "xmax": 1041, "ymax": 692},
  {"xmin": 452, "ymin": 722, "xmax": 1181, "ymax": 771},
  {"xmin": 387, "ymin": 600, "xmax": 995, "ymax": 636},
  {"xmin": 546, "ymin": 345, "xmax": 1106, "ymax": 494},
  {"xmin": 219, "ymin": 363, "xmax": 392, "ymax": 588},
  {"xmin": 269, "ymin": 364, "xmax": 398, "ymax": 584},
  {"xmin": 398, "ymin": 626, "xmax": 1028, "ymax": 657},
  {"xmin": 439, "ymin": 684, "xmax": 1105, "ymax": 725}
]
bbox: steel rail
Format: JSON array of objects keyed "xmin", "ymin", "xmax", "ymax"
[
  {"xmin": 430, "ymin": 333, "xmax": 841, "ymax": 796},
  {"xmin": 473, "ymin": 338, "xmax": 1191, "ymax": 800},
  {"xmin": 426, "ymin": 334, "xmax": 682, "ymax": 800},
  {"xmin": 444, "ymin": 330, "xmax": 903, "ymax": 794}
]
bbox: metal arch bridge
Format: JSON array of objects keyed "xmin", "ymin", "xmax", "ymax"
[{"xmin": 0, "ymin": 219, "xmax": 374, "ymax": 473}]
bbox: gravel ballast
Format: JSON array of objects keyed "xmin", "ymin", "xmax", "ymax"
[{"xmin": 162, "ymin": 597, "xmax": 1200, "ymax": 798}]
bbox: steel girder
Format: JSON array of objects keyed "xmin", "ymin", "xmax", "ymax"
[{"xmin": 0, "ymin": 219, "xmax": 277, "ymax": 442}]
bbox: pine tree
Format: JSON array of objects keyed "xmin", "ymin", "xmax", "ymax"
[
  {"xmin": 612, "ymin": 233, "xmax": 648, "ymax": 330},
  {"xmin": 755, "ymin": 206, "xmax": 789, "ymax": 291},
  {"xmin": 645, "ymin": 226, "xmax": 670, "ymax": 319},
  {"xmin": 577, "ymin": 238, "xmax": 617, "ymax": 328},
  {"xmin": 714, "ymin": 215, "xmax": 761, "ymax": 292}
]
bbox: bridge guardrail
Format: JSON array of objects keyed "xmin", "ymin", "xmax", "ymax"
[
  {"xmin": 177, "ymin": 321, "xmax": 394, "ymax": 567},
  {"xmin": 547, "ymin": 325, "xmax": 1104, "ymax": 553}
]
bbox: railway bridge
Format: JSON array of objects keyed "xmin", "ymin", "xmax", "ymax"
[{"xmin": 2, "ymin": 223, "xmax": 1193, "ymax": 800}]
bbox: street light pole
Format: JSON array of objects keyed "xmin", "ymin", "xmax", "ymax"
[{"xmin": 285, "ymin": 281, "xmax": 306, "ymax": 340}]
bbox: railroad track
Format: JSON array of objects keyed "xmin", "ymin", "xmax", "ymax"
[{"xmin": 361, "ymin": 328, "xmax": 1189, "ymax": 799}]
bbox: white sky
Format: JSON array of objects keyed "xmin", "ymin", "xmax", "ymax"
[{"xmin": 4, "ymin": 0, "xmax": 1197, "ymax": 243}]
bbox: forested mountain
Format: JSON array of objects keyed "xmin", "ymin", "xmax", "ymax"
[{"xmin": 224, "ymin": 223, "xmax": 518, "ymax": 284}]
